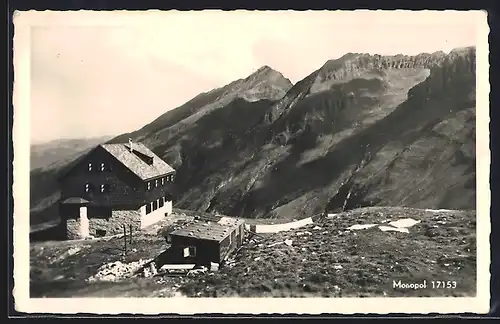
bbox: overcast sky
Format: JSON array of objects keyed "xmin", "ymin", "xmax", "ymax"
[{"xmin": 26, "ymin": 10, "xmax": 480, "ymax": 144}]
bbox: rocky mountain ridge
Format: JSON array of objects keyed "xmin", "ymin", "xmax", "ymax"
[{"xmin": 30, "ymin": 46, "xmax": 476, "ymax": 225}]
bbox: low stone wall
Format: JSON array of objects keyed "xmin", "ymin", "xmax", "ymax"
[
  {"xmin": 64, "ymin": 201, "xmax": 173, "ymax": 240},
  {"xmin": 88, "ymin": 218, "xmax": 110, "ymax": 236},
  {"xmin": 102, "ymin": 209, "xmax": 142, "ymax": 236},
  {"xmin": 66, "ymin": 219, "xmax": 81, "ymax": 240},
  {"xmin": 66, "ymin": 208, "xmax": 142, "ymax": 239}
]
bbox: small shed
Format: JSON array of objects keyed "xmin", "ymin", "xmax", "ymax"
[{"xmin": 166, "ymin": 217, "xmax": 245, "ymax": 266}]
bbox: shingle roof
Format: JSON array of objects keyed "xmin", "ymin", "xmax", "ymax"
[
  {"xmin": 170, "ymin": 218, "xmax": 245, "ymax": 242},
  {"xmin": 100, "ymin": 142, "xmax": 175, "ymax": 181}
]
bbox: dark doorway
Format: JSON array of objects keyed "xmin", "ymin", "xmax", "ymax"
[{"xmin": 96, "ymin": 229, "xmax": 107, "ymax": 237}]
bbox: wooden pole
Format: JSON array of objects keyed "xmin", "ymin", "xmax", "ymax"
[
  {"xmin": 129, "ymin": 224, "xmax": 133, "ymax": 244},
  {"xmin": 123, "ymin": 225, "xmax": 127, "ymax": 258}
]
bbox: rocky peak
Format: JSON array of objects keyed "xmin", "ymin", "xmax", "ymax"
[
  {"xmin": 245, "ymin": 65, "xmax": 292, "ymax": 86},
  {"xmin": 261, "ymin": 46, "xmax": 475, "ymax": 125},
  {"xmin": 255, "ymin": 65, "xmax": 274, "ymax": 74},
  {"xmin": 309, "ymin": 47, "xmax": 475, "ymax": 95},
  {"xmin": 234, "ymin": 65, "xmax": 293, "ymax": 102}
]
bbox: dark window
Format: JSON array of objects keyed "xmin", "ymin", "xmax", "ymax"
[
  {"xmin": 100, "ymin": 184, "xmax": 110, "ymax": 193},
  {"xmin": 88, "ymin": 162, "xmax": 92, "ymax": 171},
  {"xmin": 159, "ymin": 199, "xmax": 164, "ymax": 208},
  {"xmin": 146, "ymin": 204, "xmax": 151, "ymax": 214},
  {"xmin": 99, "ymin": 163, "xmax": 111, "ymax": 172},
  {"xmin": 146, "ymin": 182, "xmax": 151, "ymax": 191},
  {"xmin": 161, "ymin": 177, "xmax": 165, "ymax": 186},
  {"xmin": 155, "ymin": 179, "xmax": 159, "ymax": 187},
  {"xmin": 184, "ymin": 246, "xmax": 196, "ymax": 258},
  {"xmin": 96, "ymin": 229, "xmax": 106, "ymax": 237},
  {"xmin": 153, "ymin": 200, "xmax": 158, "ymax": 210},
  {"xmin": 85, "ymin": 183, "xmax": 91, "ymax": 193}
]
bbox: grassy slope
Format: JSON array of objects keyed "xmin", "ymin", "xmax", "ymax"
[
  {"xmin": 180, "ymin": 207, "xmax": 475, "ymax": 297},
  {"xmin": 30, "ymin": 207, "xmax": 475, "ymax": 298}
]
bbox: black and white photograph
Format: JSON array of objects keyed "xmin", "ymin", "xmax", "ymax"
[{"xmin": 13, "ymin": 10, "xmax": 490, "ymax": 314}]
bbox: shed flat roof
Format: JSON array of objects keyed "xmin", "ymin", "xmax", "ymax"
[{"xmin": 169, "ymin": 218, "xmax": 245, "ymax": 242}]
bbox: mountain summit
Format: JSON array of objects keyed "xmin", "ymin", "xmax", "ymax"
[
  {"xmin": 30, "ymin": 47, "xmax": 476, "ymax": 226},
  {"xmin": 236, "ymin": 65, "xmax": 293, "ymax": 102}
]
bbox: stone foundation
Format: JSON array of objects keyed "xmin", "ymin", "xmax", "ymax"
[
  {"xmin": 65, "ymin": 207, "xmax": 141, "ymax": 239},
  {"xmin": 66, "ymin": 218, "xmax": 81, "ymax": 240},
  {"xmin": 104, "ymin": 209, "xmax": 142, "ymax": 235},
  {"xmin": 64, "ymin": 201, "xmax": 173, "ymax": 240}
]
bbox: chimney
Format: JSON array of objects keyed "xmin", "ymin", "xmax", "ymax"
[{"xmin": 128, "ymin": 138, "xmax": 133, "ymax": 152}]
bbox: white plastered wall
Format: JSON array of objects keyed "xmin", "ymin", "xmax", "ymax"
[
  {"xmin": 140, "ymin": 198, "xmax": 173, "ymax": 229},
  {"xmin": 79, "ymin": 206, "xmax": 90, "ymax": 238}
]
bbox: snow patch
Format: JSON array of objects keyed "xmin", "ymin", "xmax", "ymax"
[
  {"xmin": 425, "ymin": 209, "xmax": 454, "ymax": 213},
  {"xmin": 346, "ymin": 217, "xmax": 421, "ymax": 233},
  {"xmin": 378, "ymin": 226, "xmax": 410, "ymax": 233},
  {"xmin": 388, "ymin": 218, "xmax": 421, "ymax": 228},
  {"xmin": 347, "ymin": 224, "xmax": 378, "ymax": 230}
]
